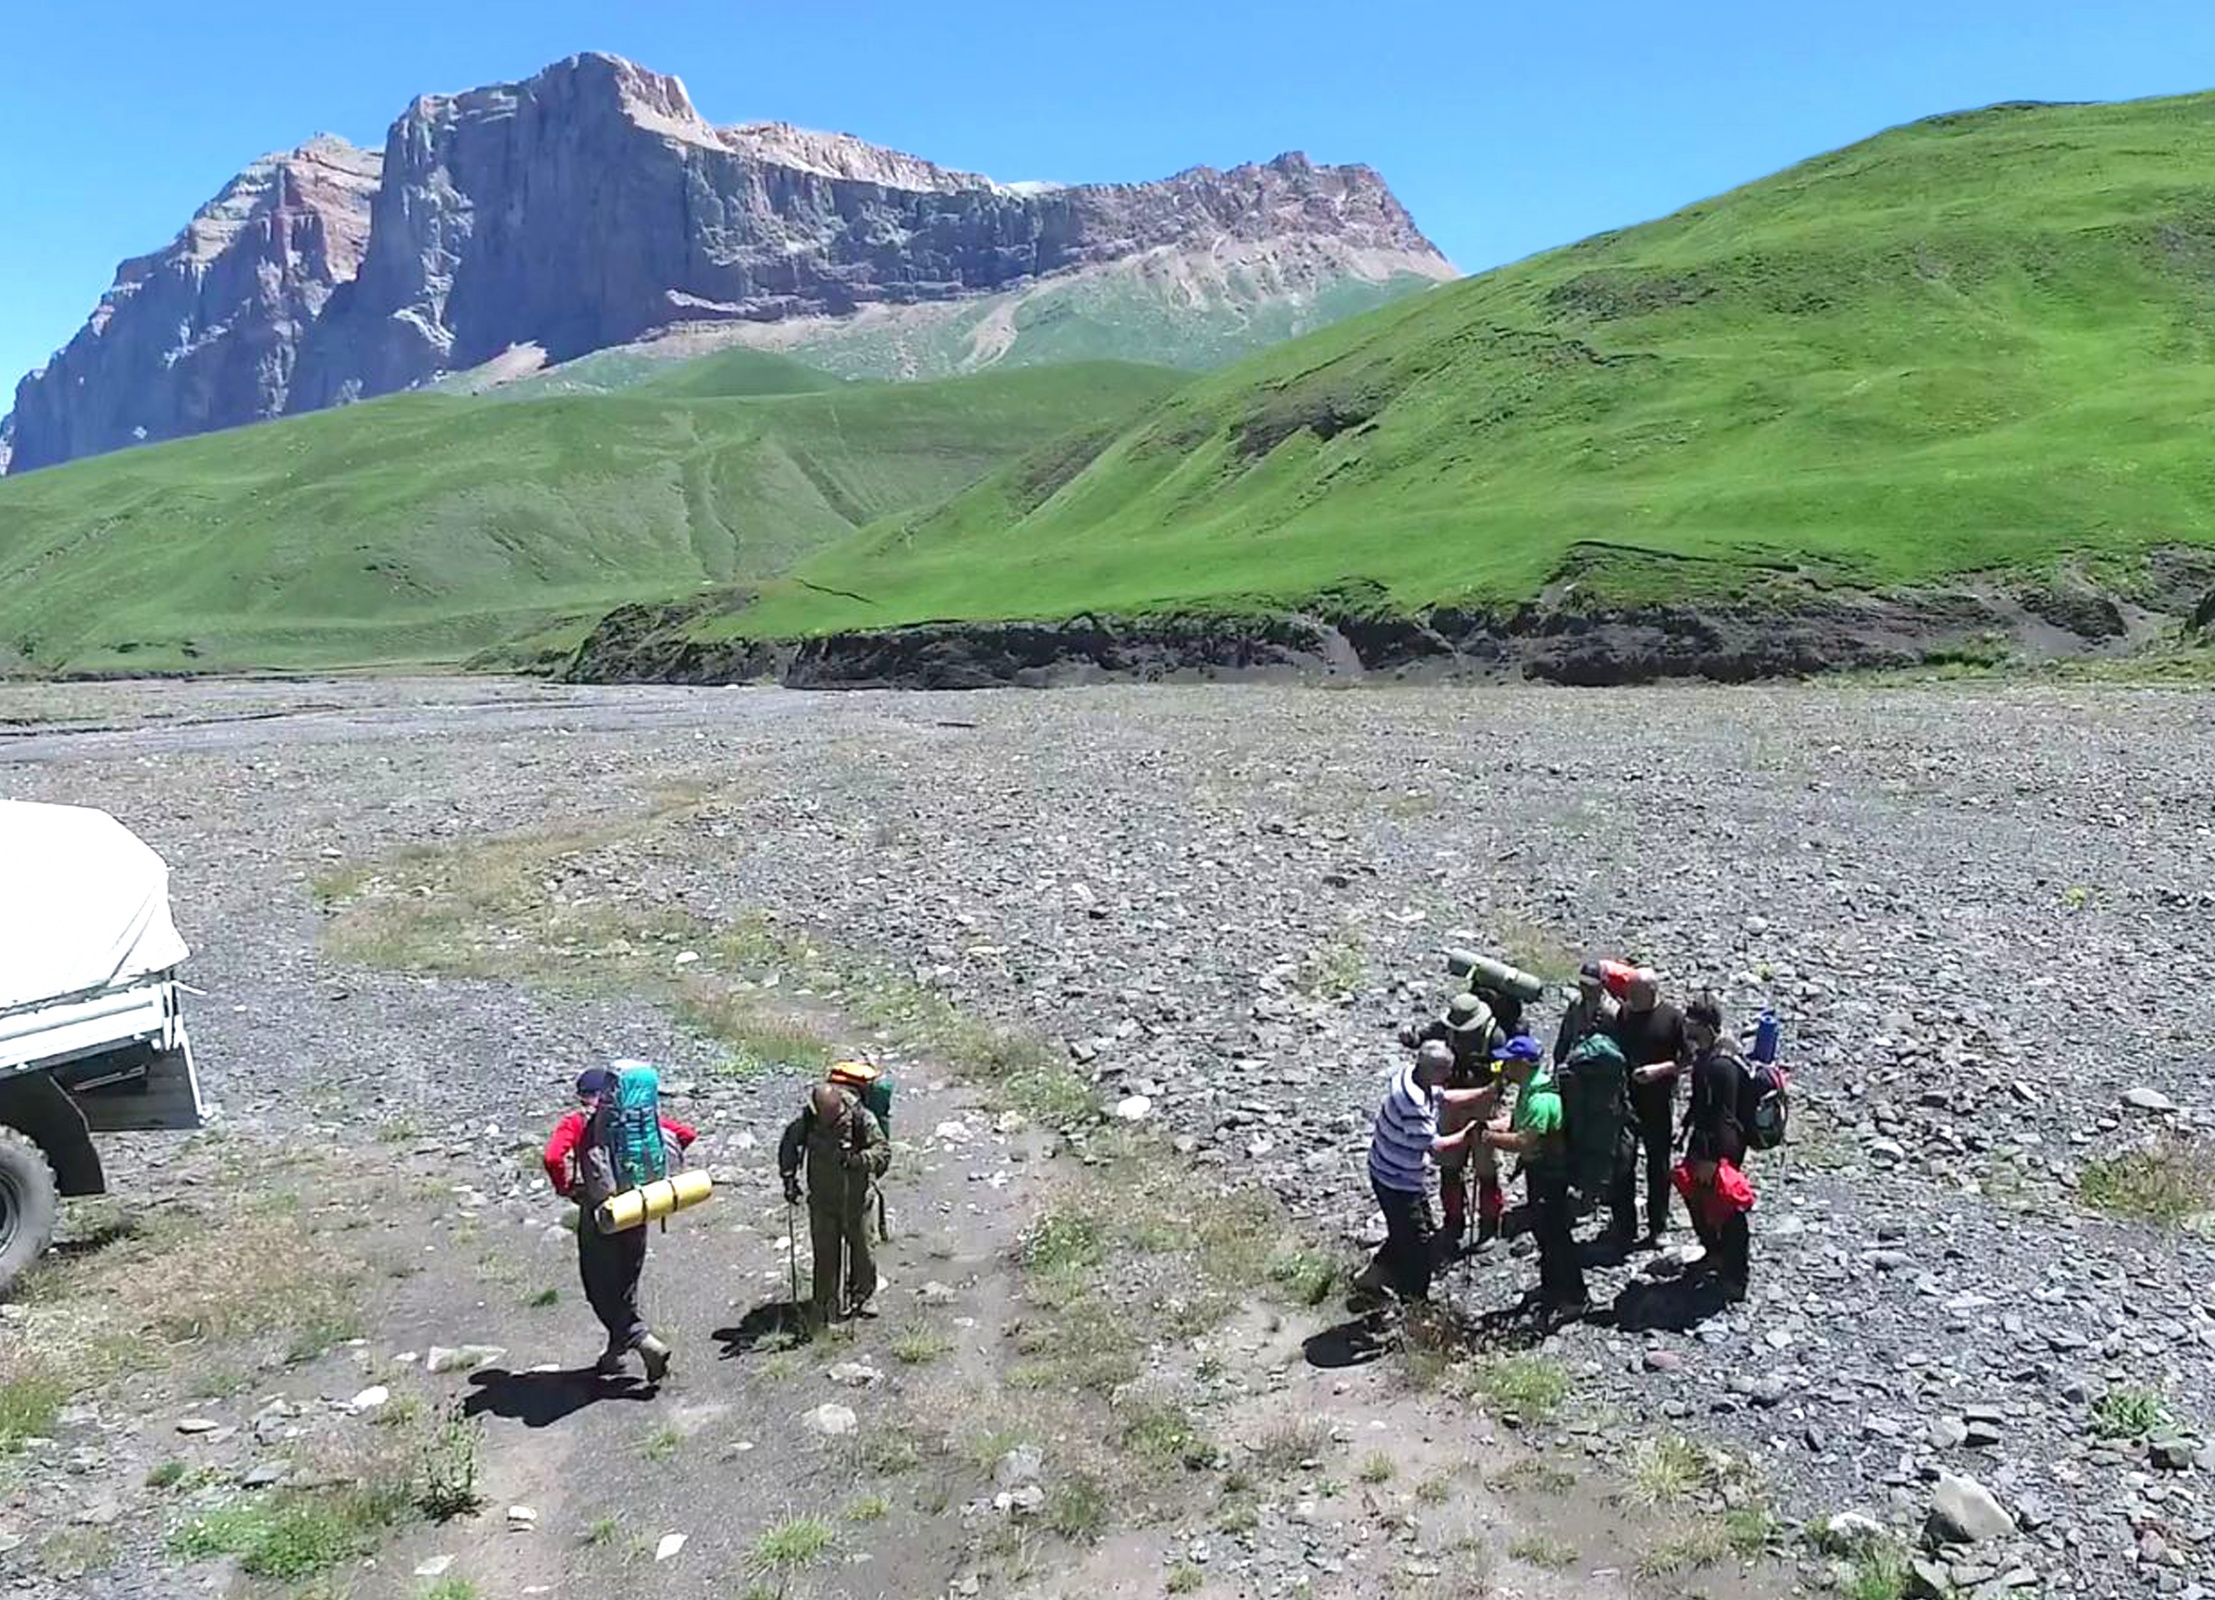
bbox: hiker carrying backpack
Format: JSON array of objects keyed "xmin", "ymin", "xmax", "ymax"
[{"xmin": 1555, "ymin": 1032, "xmax": 1633, "ymax": 1210}]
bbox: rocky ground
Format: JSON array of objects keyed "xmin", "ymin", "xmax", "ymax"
[{"xmin": 0, "ymin": 676, "xmax": 2210, "ymax": 1600}]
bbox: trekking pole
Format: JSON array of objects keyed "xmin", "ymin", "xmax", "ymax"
[{"xmin": 786, "ymin": 1194, "xmax": 801, "ymax": 1323}]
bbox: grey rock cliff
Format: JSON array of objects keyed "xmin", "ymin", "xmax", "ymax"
[
  {"xmin": 5, "ymin": 137, "xmax": 380, "ymax": 472},
  {"xmin": 7, "ymin": 52, "xmax": 1448, "ymax": 470}
]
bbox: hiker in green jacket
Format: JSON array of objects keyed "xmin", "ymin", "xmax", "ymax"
[
  {"xmin": 779, "ymin": 1083, "xmax": 891, "ymax": 1324},
  {"xmin": 1481, "ymin": 1035, "xmax": 1584, "ymax": 1314}
]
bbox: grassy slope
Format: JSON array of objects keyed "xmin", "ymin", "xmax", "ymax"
[
  {"xmin": 0, "ymin": 360, "xmax": 1182, "ymax": 671},
  {"xmin": 729, "ymin": 95, "xmax": 2215, "ymax": 641}
]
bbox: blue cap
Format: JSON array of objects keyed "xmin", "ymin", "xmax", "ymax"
[
  {"xmin": 1490, "ymin": 1035, "xmax": 1542, "ymax": 1064},
  {"xmin": 574, "ymin": 1067, "xmax": 611, "ymax": 1099}
]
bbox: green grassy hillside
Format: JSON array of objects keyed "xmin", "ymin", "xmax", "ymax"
[
  {"xmin": 0, "ymin": 359, "xmax": 1182, "ymax": 671},
  {"xmin": 722, "ymin": 94, "xmax": 2215, "ymax": 642}
]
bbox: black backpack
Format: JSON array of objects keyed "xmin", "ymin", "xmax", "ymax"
[{"xmin": 1736, "ymin": 1055, "xmax": 1790, "ymax": 1151}]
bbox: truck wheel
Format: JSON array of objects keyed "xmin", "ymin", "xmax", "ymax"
[{"xmin": 0, "ymin": 1130, "xmax": 60, "ymax": 1296}]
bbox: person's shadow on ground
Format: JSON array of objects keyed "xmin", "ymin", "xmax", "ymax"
[
  {"xmin": 1610, "ymin": 1272, "xmax": 1731, "ymax": 1332},
  {"xmin": 1300, "ymin": 1316, "xmax": 1395, "ymax": 1369},
  {"xmin": 461, "ymin": 1366, "xmax": 660, "ymax": 1428},
  {"xmin": 712, "ymin": 1301, "xmax": 812, "ymax": 1358}
]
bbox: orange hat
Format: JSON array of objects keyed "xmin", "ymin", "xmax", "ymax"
[{"xmin": 828, "ymin": 1059, "xmax": 878, "ymax": 1088}]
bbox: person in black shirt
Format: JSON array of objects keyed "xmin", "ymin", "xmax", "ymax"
[
  {"xmin": 1607, "ymin": 972, "xmax": 1686, "ymax": 1247},
  {"xmin": 1682, "ymin": 993, "xmax": 1751, "ymax": 1299}
]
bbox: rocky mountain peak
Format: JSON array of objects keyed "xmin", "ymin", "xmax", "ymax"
[{"xmin": 6, "ymin": 54, "xmax": 1450, "ymax": 472}]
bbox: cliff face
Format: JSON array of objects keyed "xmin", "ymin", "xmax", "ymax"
[
  {"xmin": 7, "ymin": 52, "xmax": 1450, "ymax": 469},
  {"xmin": 5, "ymin": 137, "xmax": 381, "ymax": 473}
]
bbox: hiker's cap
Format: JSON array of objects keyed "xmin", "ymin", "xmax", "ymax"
[
  {"xmin": 1577, "ymin": 960, "xmax": 1605, "ymax": 985},
  {"xmin": 828, "ymin": 1059, "xmax": 879, "ymax": 1087},
  {"xmin": 1445, "ymin": 993, "xmax": 1493, "ymax": 1033},
  {"xmin": 1490, "ymin": 1035, "xmax": 1543, "ymax": 1064},
  {"xmin": 574, "ymin": 1067, "xmax": 612, "ymax": 1099}
]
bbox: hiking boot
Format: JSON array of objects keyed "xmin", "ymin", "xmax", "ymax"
[
  {"xmin": 847, "ymin": 1297, "xmax": 880, "ymax": 1320},
  {"xmin": 637, "ymin": 1333, "xmax": 672, "ymax": 1383},
  {"xmin": 594, "ymin": 1344, "xmax": 628, "ymax": 1377}
]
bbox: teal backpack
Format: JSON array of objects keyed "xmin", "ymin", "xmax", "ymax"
[
  {"xmin": 1557, "ymin": 1033, "xmax": 1631, "ymax": 1198},
  {"xmin": 597, "ymin": 1060, "xmax": 668, "ymax": 1193}
]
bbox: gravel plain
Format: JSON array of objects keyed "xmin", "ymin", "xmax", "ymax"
[{"xmin": 3, "ymin": 675, "xmax": 2211, "ymax": 1599}]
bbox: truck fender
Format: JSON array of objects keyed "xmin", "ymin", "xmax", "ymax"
[{"xmin": 0, "ymin": 1074, "xmax": 105, "ymax": 1197}]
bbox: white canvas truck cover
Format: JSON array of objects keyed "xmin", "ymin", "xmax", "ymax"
[{"xmin": 0, "ymin": 801, "xmax": 189, "ymax": 1014}]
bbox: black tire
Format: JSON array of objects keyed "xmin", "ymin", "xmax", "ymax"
[{"xmin": 0, "ymin": 1129, "xmax": 60, "ymax": 1297}]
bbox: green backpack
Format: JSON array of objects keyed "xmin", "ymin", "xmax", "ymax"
[{"xmin": 1557, "ymin": 1033, "xmax": 1631, "ymax": 1198}]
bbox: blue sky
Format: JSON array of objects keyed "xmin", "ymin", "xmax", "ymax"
[{"xmin": 7, "ymin": 0, "xmax": 2215, "ymax": 392}]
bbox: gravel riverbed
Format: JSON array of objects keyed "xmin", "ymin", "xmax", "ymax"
[{"xmin": 3, "ymin": 676, "xmax": 2210, "ymax": 1599}]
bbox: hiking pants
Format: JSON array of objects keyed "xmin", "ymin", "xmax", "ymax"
[
  {"xmin": 1370, "ymin": 1179, "xmax": 1435, "ymax": 1302},
  {"xmin": 1692, "ymin": 1204, "xmax": 1751, "ymax": 1290},
  {"xmin": 578, "ymin": 1222, "xmax": 649, "ymax": 1351},
  {"xmin": 1614, "ymin": 1080, "xmax": 1675, "ymax": 1238},
  {"xmin": 1529, "ymin": 1168, "xmax": 1586, "ymax": 1307},
  {"xmin": 808, "ymin": 1179, "xmax": 877, "ymax": 1318}
]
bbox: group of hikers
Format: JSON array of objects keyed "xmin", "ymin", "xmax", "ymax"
[
  {"xmin": 534, "ymin": 952, "xmax": 1785, "ymax": 1382},
  {"xmin": 1358, "ymin": 955, "xmax": 1785, "ymax": 1321},
  {"xmin": 540, "ymin": 1056, "xmax": 895, "ymax": 1382}
]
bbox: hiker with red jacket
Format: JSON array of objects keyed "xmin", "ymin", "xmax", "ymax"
[
  {"xmin": 1678, "ymin": 994, "xmax": 1754, "ymax": 1301},
  {"xmin": 542, "ymin": 1066, "xmax": 695, "ymax": 1381}
]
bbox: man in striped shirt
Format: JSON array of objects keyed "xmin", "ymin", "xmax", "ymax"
[{"xmin": 1355, "ymin": 1041, "xmax": 1495, "ymax": 1306}]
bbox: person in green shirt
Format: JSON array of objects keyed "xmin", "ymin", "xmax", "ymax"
[{"xmin": 1480, "ymin": 1034, "xmax": 1586, "ymax": 1314}]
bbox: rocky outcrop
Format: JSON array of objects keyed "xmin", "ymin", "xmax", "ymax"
[
  {"xmin": 5, "ymin": 137, "xmax": 380, "ymax": 473},
  {"xmin": 564, "ymin": 572, "xmax": 2191, "ymax": 691},
  {"xmin": 6, "ymin": 52, "xmax": 1448, "ymax": 470}
]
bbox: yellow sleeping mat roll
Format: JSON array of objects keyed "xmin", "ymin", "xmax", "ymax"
[{"xmin": 596, "ymin": 1168, "xmax": 715, "ymax": 1234}]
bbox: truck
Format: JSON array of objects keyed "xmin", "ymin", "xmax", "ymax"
[{"xmin": 0, "ymin": 800, "xmax": 205, "ymax": 1291}]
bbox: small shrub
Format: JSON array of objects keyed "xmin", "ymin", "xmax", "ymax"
[
  {"xmin": 417, "ymin": 1403, "xmax": 483, "ymax": 1521},
  {"xmin": 1167, "ymin": 1563, "xmax": 1204, "ymax": 1593},
  {"xmin": 1846, "ymin": 1542, "xmax": 1912, "ymax": 1600},
  {"xmin": 1474, "ymin": 1355, "xmax": 1570, "ymax": 1419},
  {"xmin": 1250, "ymin": 1419, "xmax": 1333, "ymax": 1477},
  {"xmin": 1628, "ymin": 1433, "xmax": 1708, "ymax": 1506},
  {"xmin": 751, "ymin": 1516, "xmax": 836, "ymax": 1572},
  {"xmin": 1357, "ymin": 1453, "xmax": 1395, "ymax": 1485},
  {"xmin": 0, "ymin": 1370, "xmax": 69, "ymax": 1450},
  {"xmin": 1122, "ymin": 1404, "xmax": 1212, "ymax": 1472},
  {"xmin": 1024, "ymin": 1210, "xmax": 1107, "ymax": 1276},
  {"xmin": 891, "ymin": 1324, "xmax": 951, "ymax": 1365},
  {"xmin": 145, "ymin": 1459, "xmax": 187, "ymax": 1490},
  {"xmin": 1046, "ymin": 1473, "xmax": 1111, "ymax": 1542},
  {"xmin": 843, "ymin": 1492, "xmax": 889, "ymax": 1523},
  {"xmin": 1263, "ymin": 1245, "xmax": 1339, "ymax": 1307},
  {"xmin": 1509, "ymin": 1532, "xmax": 1578, "ymax": 1571},
  {"xmin": 2090, "ymin": 1386, "xmax": 2171, "ymax": 1439},
  {"xmin": 1415, "ymin": 1475, "xmax": 1452, "ymax": 1505},
  {"xmin": 2080, "ymin": 1134, "xmax": 2215, "ymax": 1225}
]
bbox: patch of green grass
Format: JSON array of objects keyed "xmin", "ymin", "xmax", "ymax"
[
  {"xmin": 1045, "ymin": 1473, "xmax": 1111, "ymax": 1542},
  {"xmin": 697, "ymin": 95, "xmax": 2215, "ymax": 661},
  {"xmin": 1472, "ymin": 1355, "xmax": 1571, "ymax": 1420},
  {"xmin": 1250, "ymin": 1419, "xmax": 1334, "ymax": 1477},
  {"xmin": 640, "ymin": 1425, "xmax": 683, "ymax": 1462},
  {"xmin": 843, "ymin": 1493, "xmax": 890, "ymax": 1523},
  {"xmin": 0, "ymin": 1370, "xmax": 69, "ymax": 1451},
  {"xmin": 1508, "ymin": 1533, "xmax": 1579, "ymax": 1571},
  {"xmin": 1167, "ymin": 1562, "xmax": 1205, "ymax": 1593},
  {"xmin": 1297, "ymin": 928, "xmax": 1367, "ymax": 999},
  {"xmin": 582, "ymin": 1516, "xmax": 621, "ymax": 1547},
  {"xmin": 2080, "ymin": 1135, "xmax": 2215, "ymax": 1226},
  {"xmin": 0, "ymin": 360, "xmax": 1189, "ymax": 673},
  {"xmin": 1628, "ymin": 1433, "xmax": 1710, "ymax": 1506},
  {"xmin": 415, "ymin": 1403, "xmax": 484, "ymax": 1521},
  {"xmin": 1263, "ymin": 1245, "xmax": 1340, "ymax": 1307},
  {"xmin": 525, "ymin": 1287, "xmax": 559, "ymax": 1309},
  {"xmin": 168, "ymin": 1490, "xmax": 405, "ymax": 1581},
  {"xmin": 1024, "ymin": 1210, "xmax": 1108, "ymax": 1277},
  {"xmin": 1357, "ymin": 1452, "xmax": 1395, "ymax": 1485},
  {"xmin": 1415, "ymin": 1475, "xmax": 1452, "ymax": 1505},
  {"xmin": 1639, "ymin": 1507, "xmax": 1775, "ymax": 1575},
  {"xmin": 1121, "ymin": 1404, "xmax": 1213, "ymax": 1473},
  {"xmin": 750, "ymin": 1516, "xmax": 837, "ymax": 1573},
  {"xmin": 2091, "ymin": 1385, "xmax": 2172, "ymax": 1439},
  {"xmin": 890, "ymin": 1323, "xmax": 952, "ymax": 1365},
  {"xmin": 424, "ymin": 1579, "xmax": 480, "ymax": 1600},
  {"xmin": 1846, "ymin": 1542, "xmax": 1914, "ymax": 1600},
  {"xmin": 145, "ymin": 1459, "xmax": 187, "ymax": 1490}
]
